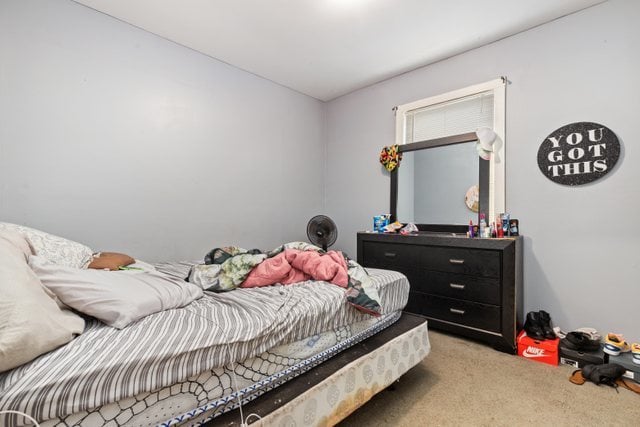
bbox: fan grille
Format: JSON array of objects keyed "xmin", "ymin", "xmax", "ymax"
[{"xmin": 306, "ymin": 215, "xmax": 337, "ymax": 251}]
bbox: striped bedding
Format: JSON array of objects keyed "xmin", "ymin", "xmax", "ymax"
[
  {"xmin": 41, "ymin": 312, "xmax": 402, "ymax": 427},
  {"xmin": 0, "ymin": 265, "xmax": 408, "ymax": 427}
]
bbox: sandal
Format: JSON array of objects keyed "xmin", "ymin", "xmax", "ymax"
[
  {"xmin": 574, "ymin": 327, "xmax": 601, "ymax": 341},
  {"xmin": 571, "ymin": 365, "xmax": 640, "ymax": 395},
  {"xmin": 570, "ymin": 369, "xmax": 586, "ymax": 385},
  {"xmin": 617, "ymin": 377, "xmax": 640, "ymax": 394}
]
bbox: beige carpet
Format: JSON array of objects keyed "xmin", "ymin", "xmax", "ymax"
[{"xmin": 339, "ymin": 330, "xmax": 640, "ymax": 426}]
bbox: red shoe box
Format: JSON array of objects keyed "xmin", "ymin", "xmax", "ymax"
[{"xmin": 517, "ymin": 330, "xmax": 560, "ymax": 366}]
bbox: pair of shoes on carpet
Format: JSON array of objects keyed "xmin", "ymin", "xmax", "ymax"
[
  {"xmin": 569, "ymin": 363, "xmax": 640, "ymax": 394},
  {"xmin": 523, "ymin": 310, "xmax": 555, "ymax": 340}
]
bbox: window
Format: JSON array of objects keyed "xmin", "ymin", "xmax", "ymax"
[
  {"xmin": 404, "ymin": 91, "xmax": 494, "ymax": 143},
  {"xmin": 394, "ymin": 78, "xmax": 506, "ymax": 221}
]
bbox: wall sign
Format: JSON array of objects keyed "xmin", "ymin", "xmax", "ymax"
[{"xmin": 537, "ymin": 122, "xmax": 620, "ymax": 186}]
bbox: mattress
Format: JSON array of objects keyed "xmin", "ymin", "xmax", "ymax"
[
  {"xmin": 0, "ymin": 266, "xmax": 408, "ymax": 427},
  {"xmin": 50, "ymin": 312, "xmax": 403, "ymax": 427},
  {"xmin": 254, "ymin": 314, "xmax": 431, "ymax": 426}
]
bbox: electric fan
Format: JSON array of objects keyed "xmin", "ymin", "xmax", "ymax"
[{"xmin": 306, "ymin": 215, "xmax": 338, "ymax": 251}]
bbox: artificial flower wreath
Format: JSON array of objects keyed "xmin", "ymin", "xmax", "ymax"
[{"xmin": 379, "ymin": 144, "xmax": 402, "ymax": 172}]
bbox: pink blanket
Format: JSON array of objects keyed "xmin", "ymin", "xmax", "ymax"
[{"xmin": 241, "ymin": 249, "xmax": 349, "ymax": 288}]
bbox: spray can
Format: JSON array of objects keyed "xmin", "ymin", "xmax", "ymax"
[{"xmin": 501, "ymin": 213, "xmax": 510, "ymax": 236}]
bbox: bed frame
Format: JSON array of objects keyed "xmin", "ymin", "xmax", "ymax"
[
  {"xmin": 203, "ymin": 313, "xmax": 430, "ymax": 426},
  {"xmin": 27, "ymin": 313, "xmax": 428, "ymax": 427}
]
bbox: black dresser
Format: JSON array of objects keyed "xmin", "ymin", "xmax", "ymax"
[{"xmin": 357, "ymin": 232, "xmax": 523, "ymax": 353}]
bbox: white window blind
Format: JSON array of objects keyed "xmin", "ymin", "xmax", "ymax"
[{"xmin": 404, "ymin": 91, "xmax": 494, "ymax": 143}]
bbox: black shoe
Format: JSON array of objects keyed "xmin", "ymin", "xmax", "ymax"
[
  {"xmin": 523, "ymin": 311, "xmax": 545, "ymax": 340},
  {"xmin": 562, "ymin": 332, "xmax": 600, "ymax": 352},
  {"xmin": 538, "ymin": 310, "xmax": 556, "ymax": 340},
  {"xmin": 581, "ymin": 363, "xmax": 626, "ymax": 387}
]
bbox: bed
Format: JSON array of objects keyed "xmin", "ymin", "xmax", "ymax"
[{"xmin": 0, "ymin": 228, "xmax": 431, "ymax": 427}]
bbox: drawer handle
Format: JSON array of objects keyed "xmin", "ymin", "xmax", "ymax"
[
  {"xmin": 449, "ymin": 258, "xmax": 465, "ymax": 265},
  {"xmin": 449, "ymin": 308, "xmax": 465, "ymax": 315},
  {"xmin": 384, "ymin": 252, "xmax": 397, "ymax": 258},
  {"xmin": 449, "ymin": 283, "xmax": 466, "ymax": 290}
]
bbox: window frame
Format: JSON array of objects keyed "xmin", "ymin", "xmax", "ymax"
[{"xmin": 394, "ymin": 78, "xmax": 506, "ymax": 222}]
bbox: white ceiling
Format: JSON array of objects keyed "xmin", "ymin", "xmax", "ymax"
[{"xmin": 73, "ymin": 0, "xmax": 604, "ymax": 101}]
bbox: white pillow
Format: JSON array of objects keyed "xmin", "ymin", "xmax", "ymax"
[
  {"xmin": 29, "ymin": 256, "xmax": 203, "ymax": 329},
  {"xmin": 0, "ymin": 222, "xmax": 93, "ymax": 269},
  {"xmin": 0, "ymin": 229, "xmax": 34, "ymax": 259},
  {"xmin": 129, "ymin": 260, "xmax": 157, "ymax": 272},
  {"xmin": 0, "ymin": 232, "xmax": 85, "ymax": 373}
]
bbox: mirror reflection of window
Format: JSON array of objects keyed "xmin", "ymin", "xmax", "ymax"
[{"xmin": 397, "ymin": 142, "xmax": 481, "ymax": 225}]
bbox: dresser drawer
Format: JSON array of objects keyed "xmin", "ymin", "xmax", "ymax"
[
  {"xmin": 410, "ymin": 271, "xmax": 501, "ymax": 305},
  {"xmin": 358, "ymin": 232, "xmax": 521, "ymax": 354},
  {"xmin": 361, "ymin": 241, "xmax": 418, "ymax": 269},
  {"xmin": 405, "ymin": 292, "xmax": 501, "ymax": 332},
  {"xmin": 422, "ymin": 246, "xmax": 500, "ymax": 278}
]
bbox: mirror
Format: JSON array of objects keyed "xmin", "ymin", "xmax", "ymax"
[
  {"xmin": 390, "ymin": 132, "xmax": 491, "ymax": 232},
  {"xmin": 397, "ymin": 142, "xmax": 482, "ymax": 224}
]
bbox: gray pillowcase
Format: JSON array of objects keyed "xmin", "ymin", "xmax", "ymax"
[{"xmin": 29, "ymin": 256, "xmax": 203, "ymax": 329}]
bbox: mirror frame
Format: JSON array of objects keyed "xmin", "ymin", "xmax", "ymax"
[{"xmin": 390, "ymin": 132, "xmax": 489, "ymax": 233}]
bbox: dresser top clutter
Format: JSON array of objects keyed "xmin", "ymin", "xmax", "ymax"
[{"xmin": 357, "ymin": 231, "xmax": 523, "ymax": 353}]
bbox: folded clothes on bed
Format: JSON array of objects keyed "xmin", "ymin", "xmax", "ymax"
[{"xmin": 189, "ymin": 242, "xmax": 382, "ymax": 316}]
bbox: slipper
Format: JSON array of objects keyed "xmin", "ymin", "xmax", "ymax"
[
  {"xmin": 553, "ymin": 326, "xmax": 566, "ymax": 339},
  {"xmin": 574, "ymin": 327, "xmax": 601, "ymax": 341},
  {"xmin": 570, "ymin": 369, "xmax": 586, "ymax": 385},
  {"xmin": 571, "ymin": 366, "xmax": 640, "ymax": 394},
  {"xmin": 617, "ymin": 377, "xmax": 640, "ymax": 394}
]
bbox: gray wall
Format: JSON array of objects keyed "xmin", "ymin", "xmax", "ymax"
[
  {"xmin": 0, "ymin": 0, "xmax": 325, "ymax": 261},
  {"xmin": 326, "ymin": 0, "xmax": 640, "ymax": 341}
]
